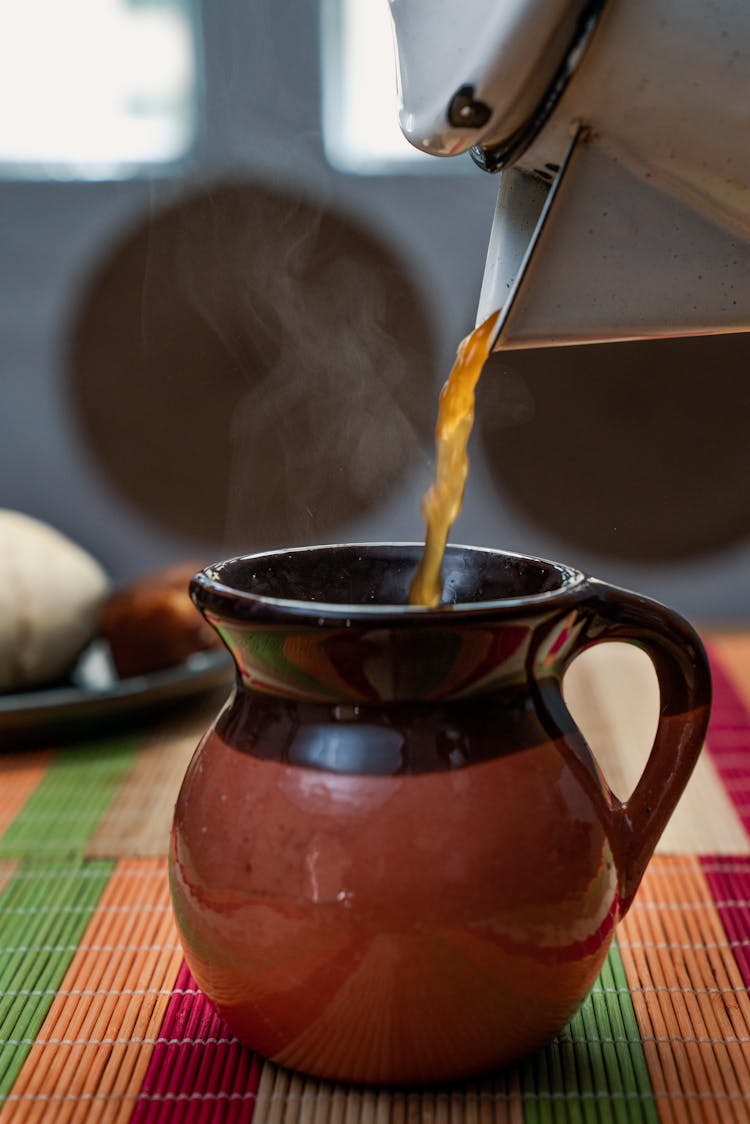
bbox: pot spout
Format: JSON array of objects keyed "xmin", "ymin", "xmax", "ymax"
[{"xmin": 478, "ymin": 129, "xmax": 750, "ymax": 350}]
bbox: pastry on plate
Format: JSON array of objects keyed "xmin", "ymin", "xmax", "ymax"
[{"xmin": 100, "ymin": 563, "xmax": 222, "ymax": 679}]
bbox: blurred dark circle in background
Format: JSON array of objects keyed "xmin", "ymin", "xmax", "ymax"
[
  {"xmin": 479, "ymin": 334, "xmax": 750, "ymax": 562},
  {"xmin": 69, "ymin": 180, "xmax": 435, "ymax": 553}
]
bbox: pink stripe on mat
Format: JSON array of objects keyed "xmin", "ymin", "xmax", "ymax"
[
  {"xmin": 700, "ymin": 857, "xmax": 750, "ymax": 988},
  {"xmin": 132, "ymin": 960, "xmax": 262, "ymax": 1124},
  {"xmin": 705, "ymin": 649, "xmax": 750, "ymax": 831}
]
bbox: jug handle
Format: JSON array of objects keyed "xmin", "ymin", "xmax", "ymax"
[{"xmin": 549, "ymin": 579, "xmax": 712, "ymax": 915}]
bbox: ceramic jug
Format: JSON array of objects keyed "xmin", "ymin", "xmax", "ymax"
[{"xmin": 169, "ymin": 543, "xmax": 710, "ymax": 1085}]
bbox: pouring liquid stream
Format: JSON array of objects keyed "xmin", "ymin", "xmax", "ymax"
[{"xmin": 409, "ymin": 310, "xmax": 502, "ymax": 607}]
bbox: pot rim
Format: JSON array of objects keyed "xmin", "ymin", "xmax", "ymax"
[{"xmin": 190, "ymin": 542, "xmax": 587, "ymax": 624}]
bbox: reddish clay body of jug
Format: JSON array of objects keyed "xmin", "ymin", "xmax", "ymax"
[{"xmin": 169, "ymin": 544, "xmax": 710, "ymax": 1084}]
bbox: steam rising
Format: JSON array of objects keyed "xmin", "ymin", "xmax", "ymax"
[{"xmin": 174, "ymin": 182, "xmax": 435, "ymax": 551}]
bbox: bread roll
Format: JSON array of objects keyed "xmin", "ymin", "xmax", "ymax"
[{"xmin": 0, "ymin": 510, "xmax": 109, "ymax": 692}]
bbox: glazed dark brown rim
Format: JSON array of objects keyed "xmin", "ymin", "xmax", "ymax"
[{"xmin": 190, "ymin": 542, "xmax": 587, "ymax": 626}]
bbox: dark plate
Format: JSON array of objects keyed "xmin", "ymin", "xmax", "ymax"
[{"xmin": 0, "ymin": 640, "xmax": 234, "ymax": 747}]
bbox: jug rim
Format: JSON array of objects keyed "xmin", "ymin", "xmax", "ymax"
[{"xmin": 190, "ymin": 542, "xmax": 586, "ymax": 624}]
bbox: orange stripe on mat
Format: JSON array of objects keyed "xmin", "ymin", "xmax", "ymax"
[
  {"xmin": 1, "ymin": 857, "xmax": 183, "ymax": 1124},
  {"xmin": 617, "ymin": 855, "xmax": 750, "ymax": 1123},
  {"xmin": 0, "ymin": 752, "xmax": 54, "ymax": 838}
]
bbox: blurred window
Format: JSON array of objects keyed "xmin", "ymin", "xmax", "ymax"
[
  {"xmin": 321, "ymin": 0, "xmax": 468, "ymax": 175},
  {"xmin": 0, "ymin": 0, "xmax": 198, "ymax": 179}
]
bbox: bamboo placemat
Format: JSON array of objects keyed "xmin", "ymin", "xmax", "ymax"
[{"xmin": 0, "ymin": 638, "xmax": 748, "ymax": 1122}]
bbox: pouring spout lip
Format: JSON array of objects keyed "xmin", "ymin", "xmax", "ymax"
[{"xmin": 189, "ymin": 542, "xmax": 587, "ymax": 626}]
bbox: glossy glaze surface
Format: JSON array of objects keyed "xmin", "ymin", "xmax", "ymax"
[{"xmin": 169, "ymin": 544, "xmax": 711, "ymax": 1084}]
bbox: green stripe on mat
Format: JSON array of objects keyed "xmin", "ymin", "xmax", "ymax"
[
  {"xmin": 0, "ymin": 858, "xmax": 114, "ymax": 1097},
  {"xmin": 0, "ymin": 736, "xmax": 140, "ymax": 858},
  {"xmin": 522, "ymin": 943, "xmax": 657, "ymax": 1124}
]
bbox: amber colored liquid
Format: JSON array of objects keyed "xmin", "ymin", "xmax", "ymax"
[{"xmin": 409, "ymin": 310, "xmax": 501, "ymax": 607}]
